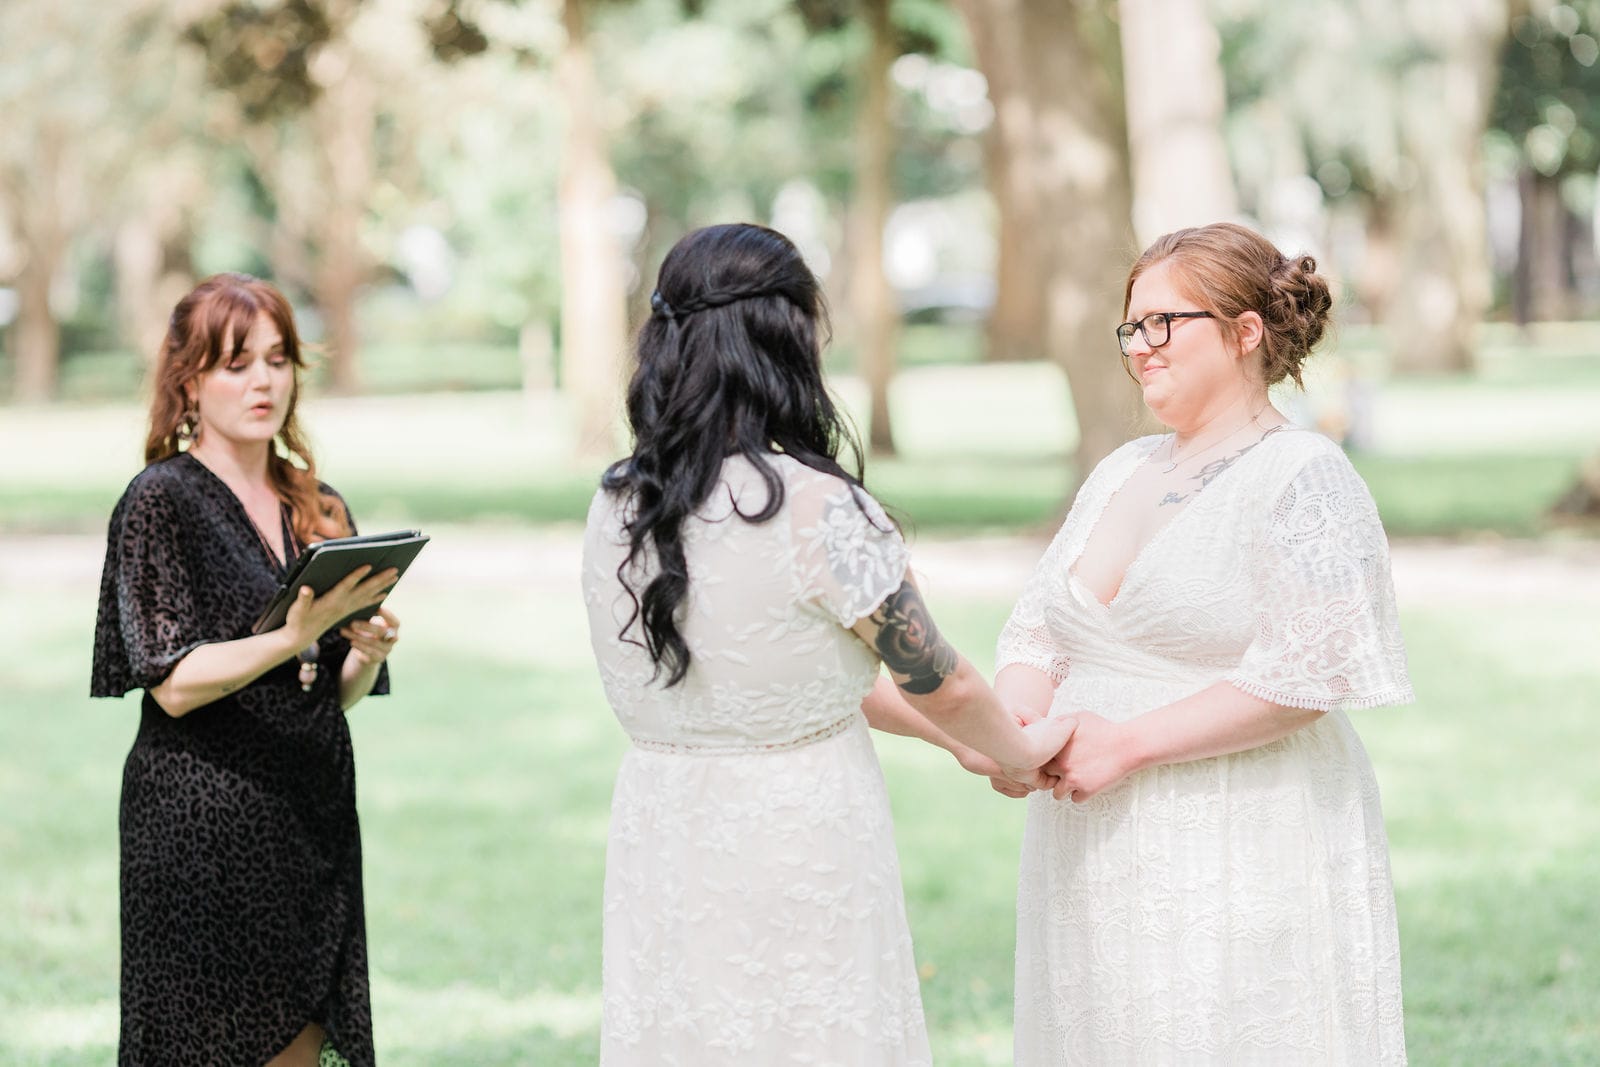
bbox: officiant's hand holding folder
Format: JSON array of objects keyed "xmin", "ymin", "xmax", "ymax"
[{"xmin": 252, "ymin": 530, "xmax": 430, "ymax": 636}]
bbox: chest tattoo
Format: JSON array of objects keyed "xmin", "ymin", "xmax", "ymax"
[{"xmin": 1155, "ymin": 427, "xmax": 1282, "ymax": 508}]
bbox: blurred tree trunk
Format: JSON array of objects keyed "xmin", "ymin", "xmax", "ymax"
[
  {"xmin": 1118, "ymin": 0, "xmax": 1236, "ymax": 242},
  {"xmin": 310, "ymin": 41, "xmax": 376, "ymax": 395},
  {"xmin": 12, "ymin": 246, "xmax": 62, "ymax": 403},
  {"xmin": 7, "ymin": 126, "xmax": 67, "ymax": 403},
  {"xmin": 114, "ymin": 218, "xmax": 166, "ymax": 362},
  {"xmin": 1515, "ymin": 167, "xmax": 1570, "ymax": 324},
  {"xmin": 957, "ymin": 0, "xmax": 1141, "ymax": 489},
  {"xmin": 1386, "ymin": 0, "xmax": 1509, "ymax": 374},
  {"xmin": 249, "ymin": 126, "xmax": 316, "ymax": 300},
  {"xmin": 850, "ymin": 0, "xmax": 898, "ymax": 455},
  {"xmin": 1552, "ymin": 452, "xmax": 1600, "ymax": 520},
  {"xmin": 179, "ymin": 0, "xmax": 419, "ymax": 393},
  {"xmin": 1356, "ymin": 194, "xmax": 1401, "ymax": 326},
  {"xmin": 115, "ymin": 162, "xmax": 199, "ymax": 364},
  {"xmin": 559, "ymin": 0, "xmax": 628, "ymax": 457},
  {"xmin": 981, "ymin": 129, "xmax": 1046, "ymax": 362}
]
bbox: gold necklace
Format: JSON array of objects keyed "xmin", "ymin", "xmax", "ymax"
[{"xmin": 1160, "ymin": 402, "xmax": 1271, "ymax": 474}]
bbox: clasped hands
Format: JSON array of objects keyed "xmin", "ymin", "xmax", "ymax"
[{"xmin": 960, "ymin": 708, "xmax": 1134, "ymax": 803}]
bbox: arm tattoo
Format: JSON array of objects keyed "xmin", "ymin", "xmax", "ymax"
[{"xmin": 870, "ymin": 580, "xmax": 960, "ymax": 695}]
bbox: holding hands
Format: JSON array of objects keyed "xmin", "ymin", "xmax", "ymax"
[
  {"xmin": 1041, "ymin": 712, "xmax": 1137, "ymax": 801},
  {"xmin": 949, "ymin": 708, "xmax": 1076, "ymax": 792},
  {"xmin": 978, "ymin": 709, "xmax": 1138, "ymax": 803},
  {"xmin": 962, "ymin": 666, "xmax": 1144, "ymax": 800}
]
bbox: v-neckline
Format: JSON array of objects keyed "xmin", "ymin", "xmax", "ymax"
[
  {"xmin": 1067, "ymin": 428, "xmax": 1295, "ymax": 611},
  {"xmin": 180, "ymin": 453, "xmax": 297, "ymax": 576}
]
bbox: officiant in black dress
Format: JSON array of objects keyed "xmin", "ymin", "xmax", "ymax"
[{"xmin": 92, "ymin": 274, "xmax": 402, "ymax": 1067}]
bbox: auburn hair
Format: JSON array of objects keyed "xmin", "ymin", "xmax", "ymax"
[
  {"xmin": 1124, "ymin": 222, "xmax": 1334, "ymax": 388},
  {"xmin": 144, "ymin": 273, "xmax": 349, "ymax": 545}
]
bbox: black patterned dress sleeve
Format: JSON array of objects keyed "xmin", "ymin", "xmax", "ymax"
[{"xmin": 92, "ymin": 468, "xmax": 218, "ymax": 696}]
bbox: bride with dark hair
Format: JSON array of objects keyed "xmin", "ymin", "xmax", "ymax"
[{"xmin": 581, "ymin": 222, "xmax": 1073, "ymax": 1064}]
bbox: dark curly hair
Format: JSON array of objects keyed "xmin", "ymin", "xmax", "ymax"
[
  {"xmin": 1124, "ymin": 222, "xmax": 1334, "ymax": 388},
  {"xmin": 603, "ymin": 223, "xmax": 869, "ymax": 687}
]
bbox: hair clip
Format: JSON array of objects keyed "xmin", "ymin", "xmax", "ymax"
[{"xmin": 649, "ymin": 291, "xmax": 675, "ymax": 319}]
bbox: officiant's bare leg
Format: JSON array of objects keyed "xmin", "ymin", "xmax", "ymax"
[{"xmin": 265, "ymin": 1022, "xmax": 326, "ymax": 1067}]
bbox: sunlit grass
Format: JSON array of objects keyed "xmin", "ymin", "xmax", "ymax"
[
  {"xmin": 4, "ymin": 550, "xmax": 1598, "ymax": 1064},
  {"xmin": 1, "ymin": 358, "xmax": 1594, "ymax": 540},
  {"xmin": 2, "ymin": 332, "xmax": 1597, "ymax": 1060}
]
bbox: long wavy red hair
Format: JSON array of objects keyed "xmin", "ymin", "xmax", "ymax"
[{"xmin": 144, "ymin": 273, "xmax": 350, "ymax": 545}]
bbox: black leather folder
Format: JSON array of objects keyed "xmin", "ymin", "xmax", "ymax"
[{"xmin": 251, "ymin": 530, "xmax": 430, "ymax": 635}]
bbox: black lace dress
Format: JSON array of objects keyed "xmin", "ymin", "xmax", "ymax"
[{"xmin": 91, "ymin": 453, "xmax": 387, "ymax": 1067}]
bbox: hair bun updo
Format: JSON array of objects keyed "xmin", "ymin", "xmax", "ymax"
[
  {"xmin": 1123, "ymin": 222, "xmax": 1336, "ymax": 389},
  {"xmin": 1261, "ymin": 253, "xmax": 1334, "ymax": 388}
]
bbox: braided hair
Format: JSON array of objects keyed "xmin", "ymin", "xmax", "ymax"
[{"xmin": 603, "ymin": 223, "xmax": 868, "ymax": 687}]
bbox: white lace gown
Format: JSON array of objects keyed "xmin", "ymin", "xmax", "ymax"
[
  {"xmin": 998, "ymin": 430, "xmax": 1414, "ymax": 1066},
  {"xmin": 582, "ymin": 454, "xmax": 932, "ymax": 1066}
]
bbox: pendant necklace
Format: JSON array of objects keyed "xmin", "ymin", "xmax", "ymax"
[
  {"xmin": 1161, "ymin": 402, "xmax": 1272, "ymax": 474},
  {"xmin": 273, "ymin": 516, "xmax": 322, "ymax": 694},
  {"xmin": 241, "ymin": 494, "xmax": 319, "ymax": 693},
  {"xmin": 296, "ymin": 647, "xmax": 320, "ymax": 693}
]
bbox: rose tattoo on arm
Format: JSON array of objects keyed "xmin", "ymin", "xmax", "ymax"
[{"xmin": 870, "ymin": 581, "xmax": 959, "ymax": 695}]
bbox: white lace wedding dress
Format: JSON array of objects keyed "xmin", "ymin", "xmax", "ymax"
[
  {"xmin": 998, "ymin": 429, "xmax": 1414, "ymax": 1066},
  {"xmin": 582, "ymin": 454, "xmax": 932, "ymax": 1066}
]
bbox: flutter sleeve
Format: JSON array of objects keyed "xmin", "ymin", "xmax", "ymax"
[
  {"xmin": 994, "ymin": 518, "xmax": 1075, "ymax": 681},
  {"xmin": 91, "ymin": 474, "xmax": 214, "ymax": 696},
  {"xmin": 790, "ymin": 473, "xmax": 911, "ymax": 628},
  {"xmin": 1226, "ymin": 448, "xmax": 1415, "ymax": 712}
]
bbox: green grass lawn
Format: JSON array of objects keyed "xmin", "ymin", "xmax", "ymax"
[
  {"xmin": 3, "ymin": 335, "xmax": 1598, "ymax": 1061},
  {"xmin": 3, "ymin": 554, "xmax": 1597, "ymax": 1064},
  {"xmin": 0, "ymin": 446, "xmax": 1583, "ymax": 540},
  {"xmin": 0, "ymin": 357, "xmax": 1594, "ymax": 540}
]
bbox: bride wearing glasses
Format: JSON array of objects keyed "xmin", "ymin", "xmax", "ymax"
[{"xmin": 987, "ymin": 222, "xmax": 1414, "ymax": 1065}]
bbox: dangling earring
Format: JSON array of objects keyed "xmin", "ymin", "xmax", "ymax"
[{"xmin": 177, "ymin": 407, "xmax": 198, "ymax": 448}]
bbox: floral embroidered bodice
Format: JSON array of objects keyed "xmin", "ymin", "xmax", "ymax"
[
  {"xmin": 999, "ymin": 429, "xmax": 1412, "ymax": 711},
  {"xmin": 584, "ymin": 453, "xmax": 910, "ymax": 750}
]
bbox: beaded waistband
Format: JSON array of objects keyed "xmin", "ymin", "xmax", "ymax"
[{"xmin": 630, "ymin": 712, "xmax": 859, "ymax": 756}]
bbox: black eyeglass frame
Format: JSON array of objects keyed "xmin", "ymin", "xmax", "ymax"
[{"xmin": 1115, "ymin": 310, "xmax": 1215, "ymax": 356}]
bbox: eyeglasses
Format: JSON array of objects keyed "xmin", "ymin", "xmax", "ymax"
[{"xmin": 1115, "ymin": 311, "xmax": 1215, "ymax": 356}]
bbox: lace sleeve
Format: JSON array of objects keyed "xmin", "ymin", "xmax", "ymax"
[
  {"xmin": 1226, "ymin": 449, "xmax": 1414, "ymax": 712},
  {"xmin": 790, "ymin": 475, "xmax": 911, "ymax": 628},
  {"xmin": 994, "ymin": 516, "xmax": 1075, "ymax": 681}
]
